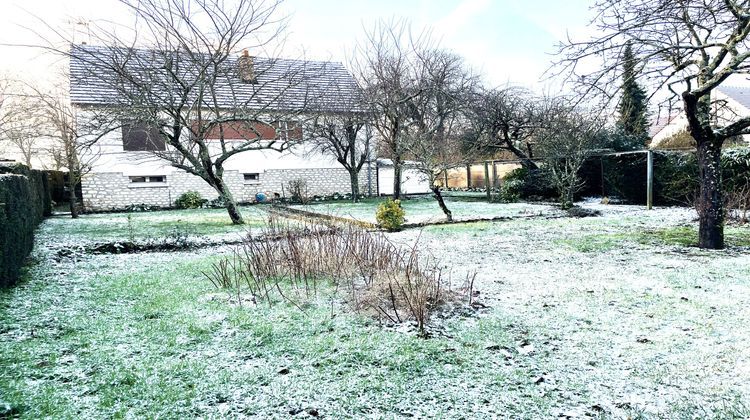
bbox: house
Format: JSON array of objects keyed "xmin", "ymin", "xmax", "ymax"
[
  {"xmin": 70, "ymin": 44, "xmax": 378, "ymax": 210},
  {"xmin": 650, "ymin": 86, "xmax": 750, "ymax": 148}
]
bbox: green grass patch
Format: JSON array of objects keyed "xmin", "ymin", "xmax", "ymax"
[
  {"xmin": 0, "ymin": 251, "xmax": 551, "ymax": 418},
  {"xmin": 559, "ymin": 225, "xmax": 750, "ymax": 252},
  {"xmin": 636, "ymin": 225, "xmax": 750, "ymax": 247},
  {"xmin": 41, "ymin": 206, "xmax": 269, "ymax": 242},
  {"xmin": 558, "ymin": 233, "xmax": 631, "ymax": 253}
]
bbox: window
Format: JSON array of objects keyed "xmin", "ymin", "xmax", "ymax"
[
  {"xmin": 122, "ymin": 121, "xmax": 166, "ymax": 151},
  {"xmin": 129, "ymin": 176, "xmax": 166, "ymax": 184},
  {"xmin": 243, "ymin": 173, "xmax": 260, "ymax": 183}
]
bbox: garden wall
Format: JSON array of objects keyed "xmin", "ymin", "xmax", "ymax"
[
  {"xmin": 0, "ymin": 163, "xmax": 52, "ymax": 287},
  {"xmin": 81, "ymin": 166, "xmax": 378, "ymax": 211}
]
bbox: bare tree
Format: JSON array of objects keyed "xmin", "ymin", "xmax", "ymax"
[
  {"xmin": 353, "ymin": 20, "xmax": 423, "ymax": 199},
  {"xmin": 467, "ymin": 87, "xmax": 541, "ymax": 170},
  {"xmin": 0, "ymin": 81, "xmax": 46, "ymax": 168},
  {"xmin": 27, "ymin": 81, "xmax": 100, "ymax": 218},
  {"xmin": 0, "ymin": 77, "xmax": 12, "ymax": 142},
  {"xmin": 402, "ymin": 49, "xmax": 479, "ymax": 221},
  {"xmin": 555, "ymin": 0, "xmax": 750, "ymax": 249},
  {"xmin": 306, "ymin": 111, "xmax": 371, "ymax": 202},
  {"xmin": 2, "ymin": 125, "xmax": 37, "ymax": 168},
  {"xmin": 535, "ymin": 101, "xmax": 607, "ymax": 209},
  {"xmin": 61, "ymin": 0, "xmax": 346, "ymax": 224}
]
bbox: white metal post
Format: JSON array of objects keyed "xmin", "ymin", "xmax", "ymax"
[{"xmin": 647, "ymin": 150, "xmax": 654, "ymax": 210}]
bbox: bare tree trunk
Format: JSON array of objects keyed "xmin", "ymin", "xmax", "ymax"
[
  {"xmin": 348, "ymin": 146, "xmax": 361, "ymax": 203},
  {"xmin": 67, "ymin": 175, "xmax": 79, "ymax": 219},
  {"xmin": 349, "ymin": 170, "xmax": 360, "ymax": 203},
  {"xmin": 684, "ymin": 92, "xmax": 725, "ymax": 249},
  {"xmin": 212, "ymin": 176, "xmax": 244, "ymax": 225},
  {"xmin": 22, "ymin": 150, "xmax": 33, "ymax": 169},
  {"xmin": 65, "ymin": 146, "xmax": 80, "ymax": 218},
  {"xmin": 393, "ymin": 161, "xmax": 402, "ymax": 199},
  {"xmin": 561, "ymin": 188, "xmax": 574, "ymax": 210},
  {"xmin": 501, "ymin": 138, "xmax": 538, "ymax": 170},
  {"xmin": 431, "ymin": 185, "xmax": 453, "ymax": 221},
  {"xmin": 696, "ymin": 139, "xmax": 724, "ymax": 249}
]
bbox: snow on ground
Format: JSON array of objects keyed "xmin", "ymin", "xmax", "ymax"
[
  {"xmin": 385, "ymin": 202, "xmax": 750, "ymax": 417},
  {"xmin": 41, "ymin": 205, "xmax": 269, "ymax": 246},
  {"xmin": 292, "ymin": 195, "xmax": 566, "ymax": 225},
  {"xmin": 3, "ymin": 199, "xmax": 749, "ymax": 417}
]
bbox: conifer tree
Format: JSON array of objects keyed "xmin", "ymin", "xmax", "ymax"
[{"xmin": 616, "ymin": 43, "xmax": 649, "ymax": 148}]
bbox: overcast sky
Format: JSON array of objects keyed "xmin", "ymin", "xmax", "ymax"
[{"xmin": 0, "ymin": 0, "xmax": 593, "ymax": 91}]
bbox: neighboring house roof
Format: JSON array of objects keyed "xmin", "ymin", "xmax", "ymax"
[
  {"xmin": 649, "ymin": 86, "xmax": 750, "ymax": 140},
  {"xmin": 649, "ymin": 113, "xmax": 680, "ymax": 139},
  {"xmin": 69, "ymin": 44, "xmax": 362, "ymax": 113},
  {"xmin": 717, "ymin": 85, "xmax": 750, "ymax": 112}
]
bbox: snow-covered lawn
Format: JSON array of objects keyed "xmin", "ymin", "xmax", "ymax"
[
  {"xmin": 292, "ymin": 195, "xmax": 565, "ymax": 225},
  {"xmin": 43, "ymin": 205, "xmax": 270, "ymax": 244},
  {"xmin": 1, "ymin": 202, "xmax": 750, "ymax": 418},
  {"xmin": 389, "ymin": 203, "xmax": 750, "ymax": 417}
]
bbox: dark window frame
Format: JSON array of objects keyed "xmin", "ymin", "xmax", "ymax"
[
  {"xmin": 129, "ymin": 175, "xmax": 167, "ymax": 184},
  {"xmin": 122, "ymin": 121, "xmax": 167, "ymax": 152}
]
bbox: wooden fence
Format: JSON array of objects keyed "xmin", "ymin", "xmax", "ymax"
[{"xmin": 436, "ymin": 161, "xmax": 522, "ymax": 189}]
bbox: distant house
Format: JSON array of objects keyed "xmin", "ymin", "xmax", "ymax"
[
  {"xmin": 70, "ymin": 44, "xmax": 377, "ymax": 210},
  {"xmin": 650, "ymin": 86, "xmax": 750, "ymax": 148}
]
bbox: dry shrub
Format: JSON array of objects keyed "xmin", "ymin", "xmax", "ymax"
[
  {"xmin": 203, "ymin": 218, "xmax": 467, "ymax": 336},
  {"xmin": 287, "ymin": 178, "xmax": 311, "ymax": 204},
  {"xmin": 726, "ymin": 182, "xmax": 750, "ymax": 224}
]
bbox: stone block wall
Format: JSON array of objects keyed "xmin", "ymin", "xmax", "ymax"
[{"xmin": 81, "ymin": 165, "xmax": 378, "ymax": 210}]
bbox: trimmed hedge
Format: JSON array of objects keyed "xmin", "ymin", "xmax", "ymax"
[
  {"xmin": 579, "ymin": 148, "xmax": 750, "ymax": 205},
  {"xmin": 0, "ymin": 163, "xmax": 52, "ymax": 287},
  {"xmin": 506, "ymin": 149, "xmax": 750, "ymax": 207}
]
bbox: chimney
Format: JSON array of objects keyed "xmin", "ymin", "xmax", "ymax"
[{"xmin": 238, "ymin": 49, "xmax": 257, "ymax": 84}]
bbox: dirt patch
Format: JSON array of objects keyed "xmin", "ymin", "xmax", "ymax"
[{"xmin": 52, "ymin": 226, "xmax": 339, "ymax": 259}]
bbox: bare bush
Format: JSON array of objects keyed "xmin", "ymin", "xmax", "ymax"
[
  {"xmin": 287, "ymin": 179, "xmax": 311, "ymax": 204},
  {"xmin": 726, "ymin": 182, "xmax": 750, "ymax": 225},
  {"xmin": 202, "ymin": 255, "xmax": 246, "ymax": 306},
  {"xmin": 203, "ymin": 219, "xmax": 467, "ymax": 336}
]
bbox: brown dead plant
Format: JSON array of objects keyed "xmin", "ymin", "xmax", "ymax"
[{"xmin": 203, "ymin": 219, "xmax": 470, "ymax": 336}]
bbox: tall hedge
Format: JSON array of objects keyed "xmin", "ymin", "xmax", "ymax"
[
  {"xmin": 0, "ymin": 163, "xmax": 52, "ymax": 287},
  {"xmin": 579, "ymin": 148, "xmax": 750, "ymax": 206}
]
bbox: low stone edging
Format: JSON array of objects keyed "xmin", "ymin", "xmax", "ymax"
[{"xmin": 268, "ymin": 205, "xmax": 378, "ymax": 229}]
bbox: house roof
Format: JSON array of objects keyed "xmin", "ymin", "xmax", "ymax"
[
  {"xmin": 649, "ymin": 113, "xmax": 679, "ymax": 138},
  {"xmin": 717, "ymin": 85, "xmax": 750, "ymax": 112},
  {"xmin": 69, "ymin": 44, "xmax": 363, "ymax": 113}
]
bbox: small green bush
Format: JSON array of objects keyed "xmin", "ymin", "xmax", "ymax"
[
  {"xmin": 497, "ymin": 178, "xmax": 523, "ymax": 203},
  {"xmin": 499, "ymin": 167, "xmax": 556, "ymax": 201},
  {"xmin": 376, "ymin": 199, "xmax": 405, "ymax": 231},
  {"xmin": 174, "ymin": 191, "xmax": 206, "ymax": 209}
]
